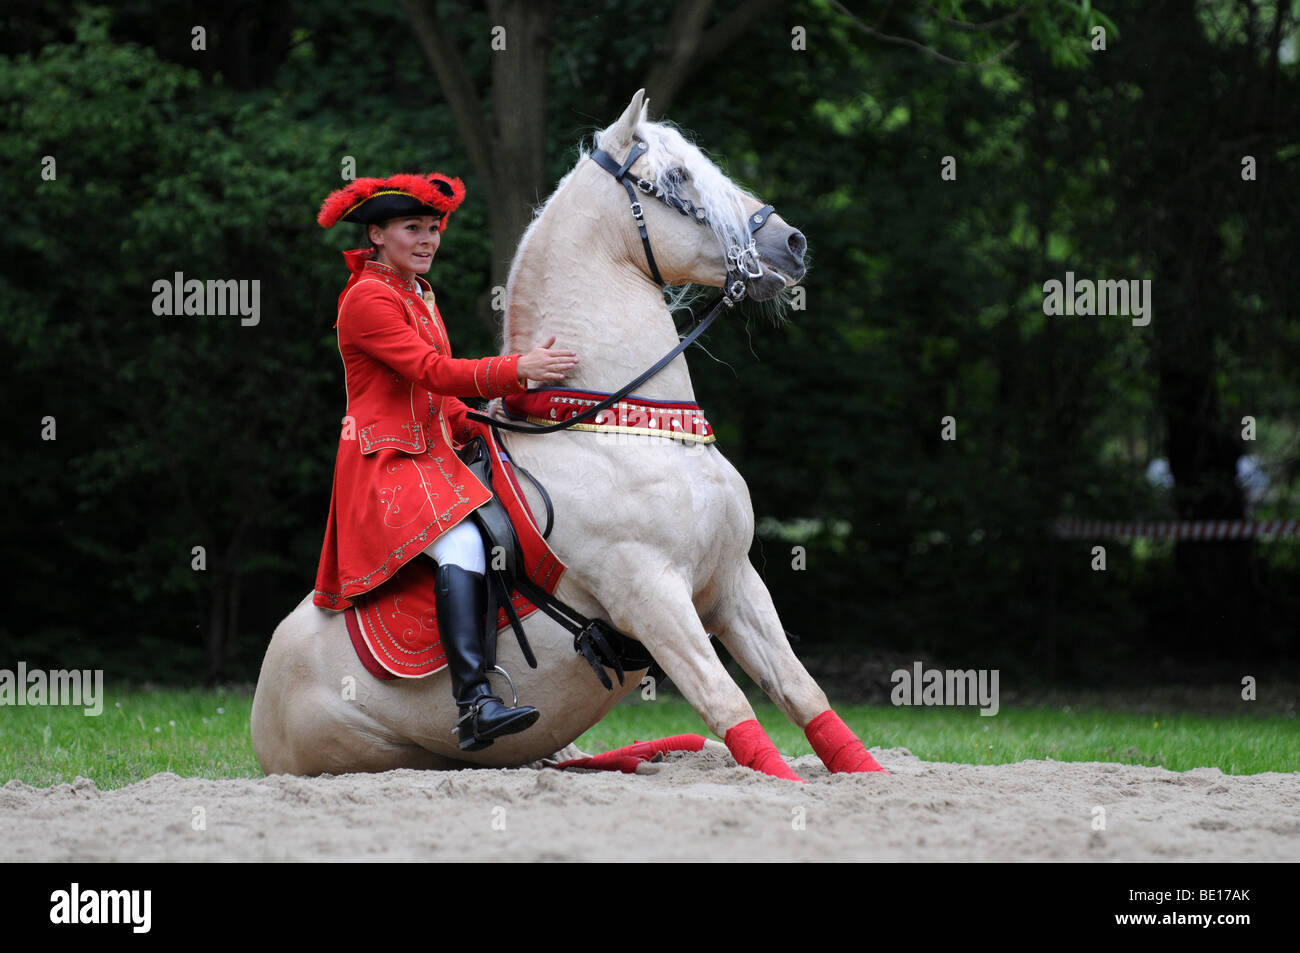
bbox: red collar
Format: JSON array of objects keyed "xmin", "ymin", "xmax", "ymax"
[
  {"xmin": 361, "ymin": 258, "xmax": 422, "ymax": 292},
  {"xmin": 335, "ymin": 250, "xmax": 429, "ymax": 319},
  {"xmin": 342, "ymin": 247, "xmax": 372, "ymax": 277}
]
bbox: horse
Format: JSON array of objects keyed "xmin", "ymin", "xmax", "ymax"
[{"xmin": 250, "ymin": 90, "xmax": 885, "ymax": 782}]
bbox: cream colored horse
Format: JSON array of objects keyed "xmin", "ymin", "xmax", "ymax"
[{"xmin": 251, "ymin": 90, "xmax": 883, "ymax": 781}]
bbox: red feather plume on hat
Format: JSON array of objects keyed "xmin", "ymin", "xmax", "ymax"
[{"xmin": 317, "ymin": 172, "xmax": 467, "ymax": 231}]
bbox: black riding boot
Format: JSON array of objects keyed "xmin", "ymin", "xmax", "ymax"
[{"xmin": 435, "ymin": 562, "xmax": 540, "ymax": 751}]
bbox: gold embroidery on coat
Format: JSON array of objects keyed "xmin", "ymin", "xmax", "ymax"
[{"xmin": 359, "ymin": 421, "xmax": 424, "ymax": 453}]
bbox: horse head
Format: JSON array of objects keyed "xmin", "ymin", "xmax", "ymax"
[{"xmin": 591, "ymin": 89, "xmax": 807, "ymax": 304}]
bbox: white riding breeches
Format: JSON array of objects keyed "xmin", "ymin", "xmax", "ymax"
[{"xmin": 421, "ymin": 519, "xmax": 485, "ymax": 575}]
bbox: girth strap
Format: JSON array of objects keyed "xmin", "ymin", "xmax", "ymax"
[{"xmin": 501, "ymin": 442, "xmax": 554, "ymax": 539}]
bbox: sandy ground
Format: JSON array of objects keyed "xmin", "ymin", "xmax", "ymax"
[{"xmin": 3, "ymin": 744, "xmax": 1297, "ymax": 862}]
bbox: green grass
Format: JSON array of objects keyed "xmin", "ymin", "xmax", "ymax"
[
  {"xmin": 0, "ymin": 689, "xmax": 261, "ymax": 790},
  {"xmin": 1, "ymin": 687, "xmax": 1295, "ymax": 790}
]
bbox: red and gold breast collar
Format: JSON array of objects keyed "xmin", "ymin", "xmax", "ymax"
[{"xmin": 501, "ymin": 387, "xmax": 715, "ymax": 443}]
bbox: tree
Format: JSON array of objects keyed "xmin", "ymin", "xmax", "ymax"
[{"xmin": 399, "ymin": 0, "xmax": 787, "ymax": 320}]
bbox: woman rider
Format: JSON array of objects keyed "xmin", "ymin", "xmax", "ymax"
[{"xmin": 312, "ymin": 172, "xmax": 578, "ymax": 751}]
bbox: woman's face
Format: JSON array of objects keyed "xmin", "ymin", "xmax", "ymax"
[{"xmin": 369, "ymin": 215, "xmax": 442, "ymax": 279}]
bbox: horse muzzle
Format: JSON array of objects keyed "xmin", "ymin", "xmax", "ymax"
[{"xmin": 747, "ymin": 219, "xmax": 807, "ymax": 300}]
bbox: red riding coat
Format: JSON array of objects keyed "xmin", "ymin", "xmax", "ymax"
[{"xmin": 313, "ymin": 251, "xmax": 527, "ymax": 611}]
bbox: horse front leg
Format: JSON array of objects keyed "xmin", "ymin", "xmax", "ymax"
[
  {"xmin": 596, "ymin": 568, "xmax": 805, "ymax": 783},
  {"xmin": 707, "ymin": 560, "xmax": 888, "ymax": 774}
]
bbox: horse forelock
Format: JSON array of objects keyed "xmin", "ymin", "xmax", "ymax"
[
  {"xmin": 635, "ymin": 124, "xmax": 798, "ymax": 327},
  {"xmin": 632, "ymin": 122, "xmax": 759, "ymax": 265}
]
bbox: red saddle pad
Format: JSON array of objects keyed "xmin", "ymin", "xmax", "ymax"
[{"xmin": 344, "ymin": 429, "xmax": 565, "ymax": 679}]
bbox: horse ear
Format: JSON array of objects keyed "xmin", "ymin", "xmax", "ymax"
[{"xmin": 600, "ymin": 88, "xmax": 647, "ymax": 154}]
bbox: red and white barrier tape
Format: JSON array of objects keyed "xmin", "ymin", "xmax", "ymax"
[{"xmin": 1052, "ymin": 519, "xmax": 1300, "ymax": 540}]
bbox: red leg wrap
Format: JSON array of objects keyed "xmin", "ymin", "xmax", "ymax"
[
  {"xmin": 724, "ymin": 719, "xmax": 805, "ymax": 783},
  {"xmin": 553, "ymin": 734, "xmax": 707, "ymax": 774},
  {"xmin": 805, "ymin": 710, "xmax": 888, "ymax": 774}
]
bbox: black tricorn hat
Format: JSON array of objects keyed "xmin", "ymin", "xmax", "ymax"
[{"xmin": 318, "ymin": 172, "xmax": 466, "ymax": 230}]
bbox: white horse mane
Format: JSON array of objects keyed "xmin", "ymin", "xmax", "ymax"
[{"xmin": 621, "ymin": 120, "xmax": 761, "ymax": 273}]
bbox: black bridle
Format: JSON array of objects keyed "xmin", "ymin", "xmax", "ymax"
[
  {"xmin": 590, "ymin": 138, "xmax": 775, "ymax": 304},
  {"xmin": 465, "ymin": 137, "xmax": 776, "ymax": 438}
]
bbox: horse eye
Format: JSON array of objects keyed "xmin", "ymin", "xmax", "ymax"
[{"xmin": 666, "ymin": 166, "xmax": 690, "ymax": 185}]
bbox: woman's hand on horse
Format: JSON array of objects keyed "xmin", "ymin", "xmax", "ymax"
[{"xmin": 518, "ymin": 335, "xmax": 580, "ymax": 383}]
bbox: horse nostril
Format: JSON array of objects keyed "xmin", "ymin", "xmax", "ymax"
[{"xmin": 788, "ymin": 230, "xmax": 806, "ymax": 263}]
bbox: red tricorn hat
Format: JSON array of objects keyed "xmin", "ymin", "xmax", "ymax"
[{"xmin": 317, "ymin": 172, "xmax": 466, "ymax": 231}]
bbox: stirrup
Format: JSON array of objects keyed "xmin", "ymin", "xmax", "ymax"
[
  {"xmin": 486, "ymin": 664, "xmax": 518, "ymax": 707},
  {"xmin": 451, "ymin": 690, "xmax": 540, "ymax": 752}
]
